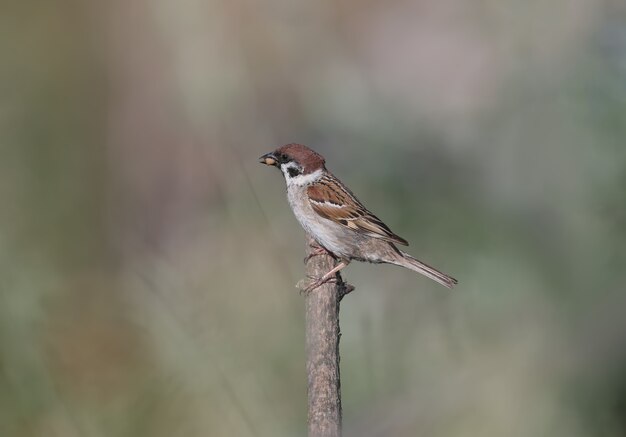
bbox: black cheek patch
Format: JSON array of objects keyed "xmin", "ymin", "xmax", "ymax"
[{"xmin": 287, "ymin": 167, "xmax": 302, "ymax": 178}]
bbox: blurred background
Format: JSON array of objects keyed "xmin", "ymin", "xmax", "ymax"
[{"xmin": 2, "ymin": 1, "xmax": 626, "ymax": 436}]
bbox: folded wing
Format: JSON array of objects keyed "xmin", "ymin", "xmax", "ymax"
[{"xmin": 307, "ymin": 177, "xmax": 409, "ymax": 246}]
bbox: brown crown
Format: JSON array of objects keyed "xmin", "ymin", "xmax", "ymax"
[{"xmin": 275, "ymin": 143, "xmax": 326, "ymax": 174}]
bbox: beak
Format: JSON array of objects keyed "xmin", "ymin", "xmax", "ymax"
[{"xmin": 259, "ymin": 152, "xmax": 278, "ymax": 166}]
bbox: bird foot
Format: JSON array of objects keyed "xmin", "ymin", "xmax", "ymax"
[
  {"xmin": 297, "ymin": 275, "xmax": 337, "ymax": 294},
  {"xmin": 303, "ymin": 244, "xmax": 333, "ymax": 264},
  {"xmin": 296, "ymin": 274, "xmax": 355, "ymax": 298}
]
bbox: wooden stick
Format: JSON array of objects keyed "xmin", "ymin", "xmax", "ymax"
[{"xmin": 302, "ymin": 234, "xmax": 353, "ymax": 437}]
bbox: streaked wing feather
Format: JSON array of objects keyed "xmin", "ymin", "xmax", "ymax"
[{"xmin": 307, "ymin": 177, "xmax": 409, "ymax": 246}]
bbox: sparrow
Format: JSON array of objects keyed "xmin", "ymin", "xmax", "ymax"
[{"xmin": 259, "ymin": 143, "xmax": 458, "ymax": 291}]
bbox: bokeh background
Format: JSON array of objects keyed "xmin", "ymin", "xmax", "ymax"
[{"xmin": 2, "ymin": 1, "xmax": 626, "ymax": 436}]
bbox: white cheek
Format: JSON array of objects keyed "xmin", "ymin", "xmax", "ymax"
[
  {"xmin": 280, "ymin": 163, "xmax": 293, "ymax": 175},
  {"xmin": 285, "ymin": 169, "xmax": 323, "ymax": 186},
  {"xmin": 280, "ymin": 164, "xmax": 295, "ymax": 185}
]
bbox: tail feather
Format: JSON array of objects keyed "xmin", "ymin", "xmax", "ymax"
[{"xmin": 394, "ymin": 251, "xmax": 458, "ymax": 289}]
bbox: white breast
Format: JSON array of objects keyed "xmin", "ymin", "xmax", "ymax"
[{"xmin": 286, "ymin": 184, "xmax": 350, "ymax": 258}]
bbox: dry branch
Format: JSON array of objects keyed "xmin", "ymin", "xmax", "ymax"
[{"xmin": 302, "ymin": 234, "xmax": 353, "ymax": 437}]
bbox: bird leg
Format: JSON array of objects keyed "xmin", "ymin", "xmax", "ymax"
[
  {"xmin": 302, "ymin": 259, "xmax": 350, "ymax": 294},
  {"xmin": 303, "ymin": 242, "xmax": 334, "ymax": 264}
]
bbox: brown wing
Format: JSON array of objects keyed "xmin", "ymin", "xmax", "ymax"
[{"xmin": 307, "ymin": 176, "xmax": 409, "ymax": 246}]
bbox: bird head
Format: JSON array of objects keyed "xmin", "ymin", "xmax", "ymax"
[{"xmin": 259, "ymin": 144, "xmax": 326, "ymax": 184}]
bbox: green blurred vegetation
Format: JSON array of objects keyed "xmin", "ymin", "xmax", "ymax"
[{"xmin": 1, "ymin": 1, "xmax": 626, "ymax": 436}]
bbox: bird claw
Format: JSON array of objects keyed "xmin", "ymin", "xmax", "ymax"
[
  {"xmin": 298, "ymin": 256, "xmax": 355, "ymax": 297},
  {"xmin": 303, "ymin": 245, "xmax": 333, "ymax": 264},
  {"xmin": 297, "ymin": 275, "xmax": 337, "ymax": 295}
]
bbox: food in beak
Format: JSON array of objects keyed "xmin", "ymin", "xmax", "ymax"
[{"xmin": 259, "ymin": 155, "xmax": 277, "ymax": 166}]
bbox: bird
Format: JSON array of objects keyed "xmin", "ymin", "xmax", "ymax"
[{"xmin": 259, "ymin": 143, "xmax": 458, "ymax": 292}]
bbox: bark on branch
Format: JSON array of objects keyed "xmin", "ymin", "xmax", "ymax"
[{"xmin": 302, "ymin": 234, "xmax": 353, "ymax": 437}]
